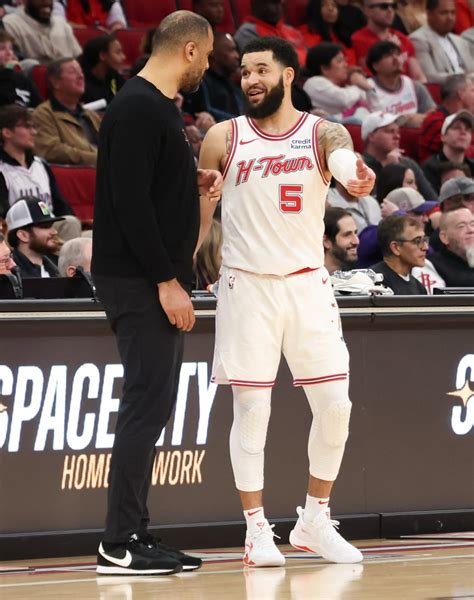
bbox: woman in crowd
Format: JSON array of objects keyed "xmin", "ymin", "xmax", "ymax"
[
  {"xmin": 80, "ymin": 34, "xmax": 125, "ymax": 105},
  {"xmin": 53, "ymin": 0, "xmax": 126, "ymax": 33}
]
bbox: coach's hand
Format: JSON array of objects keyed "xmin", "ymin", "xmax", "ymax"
[
  {"xmin": 197, "ymin": 169, "xmax": 223, "ymax": 202},
  {"xmin": 158, "ymin": 279, "xmax": 195, "ymax": 332}
]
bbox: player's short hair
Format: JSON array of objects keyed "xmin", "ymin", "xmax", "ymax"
[
  {"xmin": 306, "ymin": 42, "xmax": 342, "ymax": 77},
  {"xmin": 377, "ymin": 215, "xmax": 420, "ymax": 257},
  {"xmin": 152, "ymin": 10, "xmax": 210, "ymax": 53},
  {"xmin": 242, "ymin": 36, "xmax": 299, "ymax": 80},
  {"xmin": 366, "ymin": 40, "xmax": 400, "ymax": 74},
  {"xmin": 324, "ymin": 207, "xmax": 352, "ymax": 243}
]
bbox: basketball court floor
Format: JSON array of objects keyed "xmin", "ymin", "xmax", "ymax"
[{"xmin": 1, "ymin": 534, "xmax": 473, "ymax": 599}]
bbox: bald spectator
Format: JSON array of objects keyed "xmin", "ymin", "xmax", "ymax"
[
  {"xmin": 366, "ymin": 40, "xmax": 435, "ymax": 126},
  {"xmin": 33, "ymin": 58, "xmax": 101, "ymax": 165},
  {"xmin": 58, "ymin": 236, "xmax": 92, "ymax": 277},
  {"xmin": 3, "ymin": 0, "xmax": 81, "ymax": 65},
  {"xmin": 409, "ymin": 0, "xmax": 474, "ymax": 85},
  {"xmin": 234, "ymin": 0, "xmax": 307, "ymax": 66},
  {"xmin": 362, "ymin": 111, "xmax": 438, "ymax": 200},
  {"xmin": 419, "ymin": 73, "xmax": 474, "ymax": 162},
  {"xmin": 351, "ymin": 0, "xmax": 426, "ymax": 81},
  {"xmin": 323, "ymin": 207, "xmax": 360, "ymax": 273},
  {"xmin": 192, "ymin": 0, "xmax": 225, "ymax": 30},
  {"xmin": 371, "ymin": 214, "xmax": 429, "ymax": 294},
  {"xmin": 430, "ymin": 207, "xmax": 474, "ymax": 285}
]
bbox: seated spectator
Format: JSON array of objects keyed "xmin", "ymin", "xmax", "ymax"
[
  {"xmin": 323, "ymin": 206, "xmax": 360, "ymax": 273},
  {"xmin": 376, "ymin": 162, "xmax": 418, "ymax": 203},
  {"xmin": 193, "ymin": 0, "xmax": 225, "ymax": 31},
  {"xmin": 366, "ymin": 40, "xmax": 435, "ymax": 126},
  {"xmin": 410, "ymin": 0, "xmax": 473, "ymax": 85},
  {"xmin": 380, "ymin": 186, "xmax": 439, "ymax": 223},
  {"xmin": 303, "ymin": 42, "xmax": 372, "ymax": 122},
  {"xmin": 430, "ymin": 207, "xmax": 474, "ymax": 285},
  {"xmin": 0, "ymin": 230, "xmax": 16, "ymax": 274},
  {"xmin": 439, "ymin": 175, "xmax": 474, "ymax": 213},
  {"xmin": 53, "ymin": 0, "xmax": 127, "ymax": 33},
  {"xmin": 300, "ymin": 0, "xmax": 356, "ymax": 65},
  {"xmin": 419, "ymin": 73, "xmax": 474, "ymax": 162},
  {"xmin": 309, "ymin": 0, "xmax": 367, "ymax": 44},
  {"xmin": 438, "ymin": 161, "xmax": 471, "ymax": 186},
  {"xmin": 79, "ymin": 34, "xmax": 125, "ymax": 106},
  {"xmin": 58, "ymin": 236, "xmax": 92, "ymax": 276},
  {"xmin": 396, "ymin": 0, "xmax": 427, "ymax": 34},
  {"xmin": 422, "ymin": 110, "xmax": 474, "ymax": 190},
  {"xmin": 362, "ymin": 110, "xmax": 438, "ymax": 200},
  {"xmin": 6, "ymin": 197, "xmax": 63, "ymax": 277},
  {"xmin": 0, "ymin": 30, "xmax": 42, "ymax": 108},
  {"xmin": 183, "ymin": 32, "xmax": 244, "ymax": 122},
  {"xmin": 461, "ymin": 26, "xmax": 474, "ymax": 45},
  {"xmin": 194, "ymin": 218, "xmax": 222, "ymax": 290},
  {"xmin": 3, "ymin": 0, "xmax": 81, "ymax": 65},
  {"xmin": 234, "ymin": 0, "xmax": 307, "ymax": 67},
  {"xmin": 371, "ymin": 214, "xmax": 429, "ymax": 293},
  {"xmin": 327, "ymin": 179, "xmax": 381, "ymax": 232},
  {"xmin": 33, "ymin": 58, "xmax": 101, "ymax": 165},
  {"xmin": 351, "ymin": 0, "xmax": 427, "ymax": 81},
  {"xmin": 0, "ymin": 104, "xmax": 80, "ymax": 240}
]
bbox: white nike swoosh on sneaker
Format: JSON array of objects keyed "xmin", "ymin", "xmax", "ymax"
[{"xmin": 99, "ymin": 543, "xmax": 132, "ymax": 567}]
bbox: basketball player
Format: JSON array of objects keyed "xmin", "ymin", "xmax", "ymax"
[{"xmin": 197, "ymin": 37, "xmax": 375, "ymax": 567}]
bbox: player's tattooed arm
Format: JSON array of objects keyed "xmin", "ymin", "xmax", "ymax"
[{"xmin": 317, "ymin": 120, "xmax": 354, "ymax": 176}]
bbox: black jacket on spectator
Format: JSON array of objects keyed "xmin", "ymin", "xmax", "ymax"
[
  {"xmin": 371, "ymin": 260, "xmax": 427, "ymax": 294},
  {"xmin": 0, "ymin": 66, "xmax": 41, "ymax": 108},
  {"xmin": 422, "ymin": 150, "xmax": 474, "ymax": 193},
  {"xmin": 82, "ymin": 67, "xmax": 125, "ymax": 106},
  {"xmin": 12, "ymin": 248, "xmax": 59, "ymax": 278},
  {"xmin": 184, "ymin": 70, "xmax": 244, "ymax": 122},
  {"xmin": 0, "ymin": 147, "xmax": 74, "ymax": 219},
  {"xmin": 430, "ymin": 246, "xmax": 474, "ymax": 287}
]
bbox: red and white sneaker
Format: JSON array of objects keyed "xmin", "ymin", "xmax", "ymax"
[
  {"xmin": 289, "ymin": 506, "xmax": 363, "ymax": 564},
  {"xmin": 243, "ymin": 521, "xmax": 286, "ymax": 568}
]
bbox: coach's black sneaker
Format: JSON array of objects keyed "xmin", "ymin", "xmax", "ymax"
[
  {"xmin": 140, "ymin": 533, "xmax": 203, "ymax": 571},
  {"xmin": 97, "ymin": 534, "xmax": 182, "ymax": 575}
]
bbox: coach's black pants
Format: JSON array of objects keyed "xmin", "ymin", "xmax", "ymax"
[{"xmin": 94, "ymin": 275, "xmax": 184, "ymax": 543}]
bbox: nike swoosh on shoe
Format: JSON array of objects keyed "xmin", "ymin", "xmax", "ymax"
[{"xmin": 99, "ymin": 543, "xmax": 133, "ymax": 567}]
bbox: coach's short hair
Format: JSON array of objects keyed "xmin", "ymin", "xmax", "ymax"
[
  {"xmin": 324, "ymin": 207, "xmax": 352, "ymax": 243},
  {"xmin": 377, "ymin": 215, "xmax": 420, "ymax": 257},
  {"xmin": 152, "ymin": 10, "xmax": 210, "ymax": 53},
  {"xmin": 242, "ymin": 36, "xmax": 299, "ymax": 80}
]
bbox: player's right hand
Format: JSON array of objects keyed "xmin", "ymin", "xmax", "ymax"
[{"xmin": 158, "ymin": 279, "xmax": 195, "ymax": 332}]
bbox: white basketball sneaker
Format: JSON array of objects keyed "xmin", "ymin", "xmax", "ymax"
[
  {"xmin": 289, "ymin": 506, "xmax": 363, "ymax": 563},
  {"xmin": 243, "ymin": 521, "xmax": 286, "ymax": 567}
]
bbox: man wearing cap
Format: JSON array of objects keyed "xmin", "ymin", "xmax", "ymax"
[
  {"xmin": 439, "ymin": 176, "xmax": 474, "ymax": 213},
  {"xmin": 409, "ymin": 0, "xmax": 474, "ymax": 85},
  {"xmin": 422, "ymin": 111, "xmax": 474, "ymax": 191},
  {"xmin": 430, "ymin": 207, "xmax": 474, "ymax": 286},
  {"xmin": 362, "ymin": 110, "xmax": 438, "ymax": 200},
  {"xmin": 6, "ymin": 197, "xmax": 63, "ymax": 278},
  {"xmin": 371, "ymin": 214, "xmax": 429, "ymax": 294},
  {"xmin": 365, "ymin": 41, "xmax": 435, "ymax": 126}
]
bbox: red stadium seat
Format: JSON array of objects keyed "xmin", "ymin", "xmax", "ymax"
[
  {"xmin": 344, "ymin": 123, "xmax": 363, "ymax": 153},
  {"xmin": 123, "ymin": 0, "xmax": 178, "ymax": 28},
  {"xmin": 285, "ymin": 0, "xmax": 308, "ymax": 27},
  {"xmin": 399, "ymin": 127, "xmax": 421, "ymax": 160},
  {"xmin": 232, "ymin": 0, "xmax": 251, "ymax": 24},
  {"xmin": 426, "ymin": 83, "xmax": 441, "ymax": 105},
  {"xmin": 73, "ymin": 26, "xmax": 103, "ymax": 48},
  {"xmin": 180, "ymin": 0, "xmax": 236, "ymax": 33},
  {"xmin": 31, "ymin": 64, "xmax": 48, "ymax": 100},
  {"xmin": 116, "ymin": 28, "xmax": 146, "ymax": 67},
  {"xmin": 51, "ymin": 165, "xmax": 96, "ymax": 223}
]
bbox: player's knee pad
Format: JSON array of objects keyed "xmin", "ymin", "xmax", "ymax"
[
  {"xmin": 320, "ymin": 400, "xmax": 352, "ymax": 448},
  {"xmin": 237, "ymin": 401, "xmax": 271, "ymax": 455}
]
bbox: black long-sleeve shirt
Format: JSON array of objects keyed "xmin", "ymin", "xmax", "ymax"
[{"xmin": 92, "ymin": 76, "xmax": 200, "ymax": 286}]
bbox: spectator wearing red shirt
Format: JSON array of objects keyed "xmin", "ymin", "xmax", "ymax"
[
  {"xmin": 419, "ymin": 72, "xmax": 474, "ymax": 161},
  {"xmin": 351, "ymin": 0, "xmax": 427, "ymax": 81},
  {"xmin": 454, "ymin": 0, "xmax": 473, "ymax": 34},
  {"xmin": 234, "ymin": 0, "xmax": 307, "ymax": 66},
  {"xmin": 53, "ymin": 0, "xmax": 126, "ymax": 33}
]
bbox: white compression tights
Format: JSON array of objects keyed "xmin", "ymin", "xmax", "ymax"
[{"xmin": 230, "ymin": 381, "xmax": 352, "ymax": 491}]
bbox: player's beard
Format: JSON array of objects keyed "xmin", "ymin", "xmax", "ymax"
[{"xmin": 244, "ymin": 76, "xmax": 285, "ymax": 119}]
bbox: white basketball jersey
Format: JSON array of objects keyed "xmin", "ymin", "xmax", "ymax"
[
  {"xmin": 0, "ymin": 157, "xmax": 53, "ymax": 212},
  {"xmin": 368, "ymin": 75, "xmax": 418, "ymax": 116},
  {"xmin": 221, "ymin": 112, "xmax": 330, "ymax": 276}
]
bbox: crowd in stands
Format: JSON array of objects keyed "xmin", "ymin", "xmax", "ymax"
[{"xmin": 0, "ymin": 0, "xmax": 472, "ymax": 299}]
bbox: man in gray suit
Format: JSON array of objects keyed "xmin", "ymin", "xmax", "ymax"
[{"xmin": 410, "ymin": 0, "xmax": 473, "ymax": 84}]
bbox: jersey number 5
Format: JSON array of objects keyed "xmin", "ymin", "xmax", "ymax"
[{"xmin": 279, "ymin": 184, "xmax": 303, "ymax": 213}]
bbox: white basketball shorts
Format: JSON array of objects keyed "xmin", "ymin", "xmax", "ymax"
[{"xmin": 211, "ymin": 266, "xmax": 349, "ymax": 387}]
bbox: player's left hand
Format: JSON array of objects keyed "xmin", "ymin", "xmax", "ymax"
[
  {"xmin": 345, "ymin": 158, "xmax": 376, "ymax": 198},
  {"xmin": 197, "ymin": 169, "xmax": 223, "ymax": 202}
]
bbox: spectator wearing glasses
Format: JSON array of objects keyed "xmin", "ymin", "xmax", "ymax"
[
  {"xmin": 371, "ymin": 214, "xmax": 429, "ymax": 293},
  {"xmin": 351, "ymin": 0, "xmax": 427, "ymax": 81},
  {"xmin": 409, "ymin": 0, "xmax": 474, "ymax": 85},
  {"xmin": 5, "ymin": 197, "xmax": 64, "ymax": 278},
  {"xmin": 0, "ymin": 231, "xmax": 16, "ymax": 275}
]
